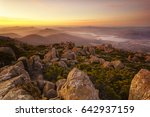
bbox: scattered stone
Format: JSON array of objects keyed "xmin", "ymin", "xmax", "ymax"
[
  {"xmin": 89, "ymin": 55, "xmax": 99, "ymax": 63},
  {"xmin": 58, "ymin": 61, "xmax": 68, "ymax": 68},
  {"xmin": 145, "ymin": 55, "xmax": 150, "ymax": 62},
  {"xmin": 111, "ymin": 60, "xmax": 124, "ymax": 69},
  {"xmin": 88, "ymin": 46, "xmax": 95, "ymax": 55},
  {"xmin": 102, "ymin": 61, "xmax": 113, "ymax": 68},
  {"xmin": 62, "ymin": 50, "xmax": 76, "ymax": 60}
]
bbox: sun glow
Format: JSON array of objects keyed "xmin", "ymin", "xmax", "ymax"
[{"xmin": 0, "ymin": 0, "xmax": 149, "ymax": 26}]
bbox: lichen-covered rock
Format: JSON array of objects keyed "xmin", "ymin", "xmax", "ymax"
[
  {"xmin": 0, "ymin": 62, "xmax": 30, "ymax": 82},
  {"xmin": 128, "ymin": 69, "xmax": 150, "ymax": 100},
  {"xmin": 56, "ymin": 79, "xmax": 67, "ymax": 92},
  {"xmin": 59, "ymin": 68, "xmax": 99, "ymax": 100},
  {"xmin": 2, "ymin": 87, "xmax": 34, "ymax": 100},
  {"xmin": 17, "ymin": 56, "xmax": 30, "ymax": 72},
  {"xmin": 43, "ymin": 81, "xmax": 55, "ymax": 96},
  {"xmin": 62, "ymin": 50, "xmax": 76, "ymax": 60},
  {"xmin": 0, "ymin": 62, "xmax": 31, "ymax": 99},
  {"xmin": 29, "ymin": 55, "xmax": 43, "ymax": 80},
  {"xmin": 43, "ymin": 48, "xmax": 59, "ymax": 62}
]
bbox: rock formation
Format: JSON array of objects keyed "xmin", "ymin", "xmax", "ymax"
[
  {"xmin": 43, "ymin": 47, "xmax": 59, "ymax": 63},
  {"xmin": 58, "ymin": 68, "xmax": 100, "ymax": 100},
  {"xmin": 129, "ymin": 69, "xmax": 150, "ymax": 100},
  {"xmin": 29, "ymin": 55, "xmax": 43, "ymax": 80},
  {"xmin": 0, "ymin": 62, "xmax": 31, "ymax": 99}
]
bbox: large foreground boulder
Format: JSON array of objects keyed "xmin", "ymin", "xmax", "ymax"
[
  {"xmin": 128, "ymin": 69, "xmax": 150, "ymax": 100},
  {"xmin": 0, "ymin": 62, "xmax": 31, "ymax": 99},
  {"xmin": 59, "ymin": 68, "xmax": 99, "ymax": 100},
  {"xmin": 2, "ymin": 87, "xmax": 34, "ymax": 100}
]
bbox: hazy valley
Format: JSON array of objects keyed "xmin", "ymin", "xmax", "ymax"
[
  {"xmin": 0, "ymin": 26, "xmax": 150, "ymax": 100},
  {"xmin": 0, "ymin": 27, "xmax": 150, "ymax": 53}
]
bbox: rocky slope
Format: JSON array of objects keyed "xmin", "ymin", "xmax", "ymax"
[{"xmin": 0, "ymin": 37, "xmax": 150, "ymax": 100}]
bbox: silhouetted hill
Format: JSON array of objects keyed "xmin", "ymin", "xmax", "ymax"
[
  {"xmin": 46, "ymin": 33, "xmax": 93, "ymax": 45},
  {"xmin": 36, "ymin": 28, "xmax": 61, "ymax": 36},
  {"xmin": 0, "ymin": 33, "xmax": 21, "ymax": 38},
  {"xmin": 20, "ymin": 34, "xmax": 47, "ymax": 45},
  {"xmin": 18, "ymin": 33, "xmax": 96, "ymax": 45}
]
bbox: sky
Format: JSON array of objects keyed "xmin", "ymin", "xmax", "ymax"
[{"xmin": 0, "ymin": 0, "xmax": 150, "ymax": 26}]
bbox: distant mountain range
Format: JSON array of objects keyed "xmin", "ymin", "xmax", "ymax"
[
  {"xmin": 19, "ymin": 33, "xmax": 95, "ymax": 45},
  {"xmin": 0, "ymin": 26, "xmax": 149, "ymax": 53}
]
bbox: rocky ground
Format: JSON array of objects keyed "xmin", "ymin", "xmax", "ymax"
[{"xmin": 0, "ymin": 37, "xmax": 150, "ymax": 100}]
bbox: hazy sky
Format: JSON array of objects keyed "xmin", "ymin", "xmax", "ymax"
[{"xmin": 0, "ymin": 0, "xmax": 150, "ymax": 26}]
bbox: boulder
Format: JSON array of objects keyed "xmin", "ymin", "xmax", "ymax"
[
  {"xmin": 102, "ymin": 61, "xmax": 113, "ymax": 68},
  {"xmin": 99, "ymin": 58, "xmax": 105, "ymax": 65},
  {"xmin": 89, "ymin": 55, "xmax": 100, "ymax": 63},
  {"xmin": 145, "ymin": 55, "xmax": 150, "ymax": 62},
  {"xmin": 44, "ymin": 89, "xmax": 57, "ymax": 99},
  {"xmin": 43, "ymin": 81, "xmax": 55, "ymax": 96},
  {"xmin": 82, "ymin": 46, "xmax": 90, "ymax": 55},
  {"xmin": 29, "ymin": 55, "xmax": 43, "ymax": 80},
  {"xmin": 72, "ymin": 47, "xmax": 81, "ymax": 55},
  {"xmin": 64, "ymin": 42, "xmax": 75, "ymax": 49},
  {"xmin": 43, "ymin": 48, "xmax": 58, "ymax": 62},
  {"xmin": 128, "ymin": 69, "xmax": 150, "ymax": 100},
  {"xmin": 59, "ymin": 68, "xmax": 100, "ymax": 100},
  {"xmin": 2, "ymin": 87, "xmax": 34, "ymax": 100},
  {"xmin": 58, "ymin": 61, "xmax": 68, "ymax": 68},
  {"xmin": 0, "ymin": 47, "xmax": 16, "ymax": 59},
  {"xmin": 88, "ymin": 46, "xmax": 95, "ymax": 55},
  {"xmin": 62, "ymin": 50, "xmax": 76, "ymax": 60},
  {"xmin": 36, "ymin": 80, "xmax": 46, "ymax": 91},
  {"xmin": 17, "ymin": 56, "xmax": 30, "ymax": 72},
  {"xmin": 0, "ymin": 62, "xmax": 31, "ymax": 99},
  {"xmin": 111, "ymin": 60, "xmax": 124, "ymax": 69},
  {"xmin": 56, "ymin": 79, "xmax": 67, "ymax": 92},
  {"xmin": 128, "ymin": 55, "xmax": 140, "ymax": 62}
]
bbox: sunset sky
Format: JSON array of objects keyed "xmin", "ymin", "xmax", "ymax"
[{"xmin": 0, "ymin": 0, "xmax": 150, "ymax": 26}]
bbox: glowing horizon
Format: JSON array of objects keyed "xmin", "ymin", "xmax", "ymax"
[{"xmin": 0, "ymin": 0, "xmax": 150, "ymax": 26}]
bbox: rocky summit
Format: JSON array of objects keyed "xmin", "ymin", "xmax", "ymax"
[{"xmin": 0, "ymin": 38, "xmax": 150, "ymax": 100}]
